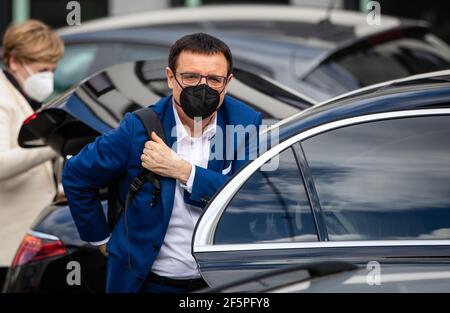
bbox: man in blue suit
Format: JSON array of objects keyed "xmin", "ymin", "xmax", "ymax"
[{"xmin": 62, "ymin": 33, "xmax": 262, "ymax": 293}]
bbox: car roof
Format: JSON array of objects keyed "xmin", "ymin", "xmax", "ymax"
[
  {"xmin": 58, "ymin": 5, "xmax": 407, "ymax": 38},
  {"xmin": 273, "ymin": 69, "xmax": 450, "ymax": 142},
  {"xmin": 61, "ymin": 27, "xmax": 329, "ymax": 54}
]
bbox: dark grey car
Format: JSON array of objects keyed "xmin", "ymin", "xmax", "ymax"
[{"xmin": 52, "ymin": 5, "xmax": 450, "ymax": 106}]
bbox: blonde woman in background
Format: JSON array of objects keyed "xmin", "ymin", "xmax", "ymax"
[{"xmin": 0, "ymin": 20, "xmax": 64, "ymax": 268}]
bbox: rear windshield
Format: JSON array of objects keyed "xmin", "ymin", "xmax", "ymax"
[{"xmin": 303, "ymin": 31, "xmax": 450, "ymax": 97}]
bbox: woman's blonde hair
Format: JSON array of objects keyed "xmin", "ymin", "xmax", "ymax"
[{"xmin": 2, "ymin": 19, "xmax": 64, "ymax": 67}]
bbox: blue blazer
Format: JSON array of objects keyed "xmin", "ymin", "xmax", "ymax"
[{"xmin": 62, "ymin": 95, "xmax": 262, "ymax": 293}]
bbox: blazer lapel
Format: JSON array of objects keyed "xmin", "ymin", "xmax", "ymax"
[{"xmin": 207, "ymin": 106, "xmax": 226, "ymax": 173}]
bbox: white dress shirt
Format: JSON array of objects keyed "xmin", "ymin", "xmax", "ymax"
[
  {"xmin": 151, "ymin": 104, "xmax": 216, "ymax": 278},
  {"xmin": 92, "ymin": 103, "xmax": 216, "ymax": 279}
]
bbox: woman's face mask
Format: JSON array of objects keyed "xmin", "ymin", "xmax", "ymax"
[{"xmin": 19, "ymin": 63, "xmax": 54, "ymax": 102}]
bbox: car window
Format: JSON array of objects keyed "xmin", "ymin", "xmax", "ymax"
[
  {"xmin": 54, "ymin": 44, "xmax": 99, "ymax": 95},
  {"xmin": 214, "ymin": 147, "xmax": 317, "ymax": 244},
  {"xmin": 303, "ymin": 33, "xmax": 450, "ymax": 97},
  {"xmin": 302, "ymin": 115, "xmax": 450, "ymax": 241}
]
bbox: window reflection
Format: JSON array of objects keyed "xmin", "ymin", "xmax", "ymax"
[
  {"xmin": 304, "ymin": 34, "xmax": 450, "ymax": 97},
  {"xmin": 215, "ymin": 147, "xmax": 317, "ymax": 244},
  {"xmin": 73, "ymin": 60, "xmax": 167, "ymax": 128},
  {"xmin": 303, "ymin": 115, "xmax": 450, "ymax": 241}
]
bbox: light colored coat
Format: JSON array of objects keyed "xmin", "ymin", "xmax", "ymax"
[{"xmin": 0, "ymin": 70, "xmax": 57, "ymax": 267}]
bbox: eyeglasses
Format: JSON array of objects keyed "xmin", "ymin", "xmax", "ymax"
[{"xmin": 174, "ymin": 71, "xmax": 228, "ymax": 89}]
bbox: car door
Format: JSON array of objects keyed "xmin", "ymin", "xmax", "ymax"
[
  {"xmin": 193, "ymin": 109, "xmax": 450, "ymax": 286},
  {"xmin": 192, "ymin": 144, "xmax": 321, "ymax": 286}
]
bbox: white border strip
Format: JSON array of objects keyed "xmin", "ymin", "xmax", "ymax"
[{"xmin": 195, "ymin": 240, "xmax": 450, "ymax": 253}]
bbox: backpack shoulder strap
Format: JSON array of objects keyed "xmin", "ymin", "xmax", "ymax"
[
  {"xmin": 107, "ymin": 107, "xmax": 166, "ymax": 233},
  {"xmin": 122, "ymin": 107, "xmax": 167, "ymax": 270},
  {"xmin": 131, "ymin": 106, "xmax": 166, "ymax": 193},
  {"xmin": 134, "ymin": 107, "xmax": 166, "ymax": 143}
]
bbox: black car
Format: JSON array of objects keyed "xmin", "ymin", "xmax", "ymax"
[
  {"xmin": 4, "ymin": 63, "xmax": 450, "ymax": 292},
  {"xmin": 2, "ymin": 59, "xmax": 312, "ymax": 293}
]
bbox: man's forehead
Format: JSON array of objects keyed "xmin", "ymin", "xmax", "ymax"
[{"xmin": 176, "ymin": 51, "xmax": 228, "ymax": 75}]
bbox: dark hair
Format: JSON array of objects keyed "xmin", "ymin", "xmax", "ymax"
[{"xmin": 168, "ymin": 32, "xmax": 233, "ymax": 76}]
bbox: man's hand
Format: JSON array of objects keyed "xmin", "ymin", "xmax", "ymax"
[
  {"xmin": 99, "ymin": 244, "xmax": 108, "ymax": 257},
  {"xmin": 141, "ymin": 132, "xmax": 192, "ymax": 184}
]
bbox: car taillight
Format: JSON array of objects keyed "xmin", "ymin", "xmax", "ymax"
[
  {"xmin": 11, "ymin": 231, "xmax": 66, "ymax": 268},
  {"xmin": 23, "ymin": 113, "xmax": 38, "ymax": 125}
]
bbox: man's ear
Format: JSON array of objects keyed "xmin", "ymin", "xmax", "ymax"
[
  {"xmin": 165, "ymin": 67, "xmax": 174, "ymax": 90},
  {"xmin": 224, "ymin": 73, "xmax": 233, "ymax": 93}
]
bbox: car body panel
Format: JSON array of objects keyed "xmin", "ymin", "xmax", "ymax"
[
  {"xmin": 196, "ymin": 245, "xmax": 450, "ymax": 287},
  {"xmin": 201, "ymin": 262, "xmax": 450, "ymax": 293}
]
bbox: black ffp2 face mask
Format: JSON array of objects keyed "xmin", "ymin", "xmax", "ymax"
[{"xmin": 175, "ymin": 83, "xmax": 222, "ymax": 120}]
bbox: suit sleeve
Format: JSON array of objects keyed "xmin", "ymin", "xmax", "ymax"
[
  {"xmin": 187, "ymin": 112, "xmax": 262, "ymax": 207},
  {"xmin": 62, "ymin": 113, "xmax": 135, "ymax": 242}
]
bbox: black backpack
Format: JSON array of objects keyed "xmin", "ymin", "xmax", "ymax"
[{"xmin": 107, "ymin": 107, "xmax": 166, "ymax": 232}]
